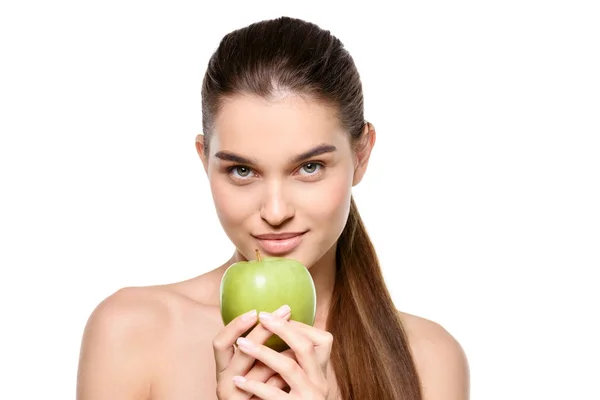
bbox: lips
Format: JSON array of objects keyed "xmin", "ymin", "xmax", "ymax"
[{"xmin": 253, "ymin": 231, "xmax": 306, "ymax": 255}]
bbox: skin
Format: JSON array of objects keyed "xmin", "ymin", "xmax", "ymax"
[{"xmin": 76, "ymin": 92, "xmax": 470, "ymax": 399}]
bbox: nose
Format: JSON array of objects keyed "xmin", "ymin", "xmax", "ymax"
[{"xmin": 259, "ymin": 181, "xmax": 295, "ymax": 226}]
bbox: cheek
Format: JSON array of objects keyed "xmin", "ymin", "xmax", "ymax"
[
  {"xmin": 300, "ymin": 171, "xmax": 353, "ymax": 228},
  {"xmin": 209, "ymin": 177, "xmax": 255, "ymax": 228}
]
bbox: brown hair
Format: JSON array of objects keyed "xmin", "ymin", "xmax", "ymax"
[{"xmin": 201, "ymin": 16, "xmax": 421, "ymax": 399}]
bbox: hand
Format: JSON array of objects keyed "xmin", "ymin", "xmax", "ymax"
[
  {"xmin": 214, "ymin": 305, "xmax": 293, "ymax": 399},
  {"xmin": 231, "ymin": 310, "xmax": 334, "ymax": 399},
  {"xmin": 244, "ymin": 354, "xmax": 295, "ymax": 399}
]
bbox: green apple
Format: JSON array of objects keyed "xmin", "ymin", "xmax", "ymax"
[{"xmin": 220, "ymin": 249, "xmax": 317, "ymax": 352}]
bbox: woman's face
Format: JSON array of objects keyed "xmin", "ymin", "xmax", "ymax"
[{"xmin": 197, "ymin": 93, "xmax": 373, "ymax": 269}]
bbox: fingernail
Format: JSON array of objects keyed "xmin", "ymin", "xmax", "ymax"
[
  {"xmin": 236, "ymin": 337, "xmax": 255, "ymax": 350},
  {"xmin": 241, "ymin": 309, "xmax": 257, "ymax": 322},
  {"xmin": 259, "ymin": 311, "xmax": 286, "ymax": 326},
  {"xmin": 232, "ymin": 375, "xmax": 246, "ymax": 385},
  {"xmin": 274, "ymin": 304, "xmax": 291, "ymax": 317},
  {"xmin": 259, "ymin": 311, "xmax": 274, "ymax": 321}
]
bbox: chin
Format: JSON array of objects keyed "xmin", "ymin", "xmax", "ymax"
[
  {"xmin": 288, "ymin": 244, "xmax": 335, "ymax": 270},
  {"xmin": 286, "ymin": 252, "xmax": 314, "ymax": 268}
]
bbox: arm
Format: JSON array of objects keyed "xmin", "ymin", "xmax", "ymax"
[{"xmin": 76, "ymin": 288, "xmax": 163, "ymax": 400}]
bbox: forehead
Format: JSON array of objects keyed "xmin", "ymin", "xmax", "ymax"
[{"xmin": 210, "ymin": 93, "xmax": 350, "ymax": 157}]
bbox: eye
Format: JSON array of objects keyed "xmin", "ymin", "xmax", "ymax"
[
  {"xmin": 229, "ymin": 166, "xmax": 255, "ymax": 179},
  {"xmin": 298, "ymin": 162, "xmax": 323, "ymax": 176}
]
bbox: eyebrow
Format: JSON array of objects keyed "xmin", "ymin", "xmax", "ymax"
[{"xmin": 214, "ymin": 144, "xmax": 337, "ymax": 165}]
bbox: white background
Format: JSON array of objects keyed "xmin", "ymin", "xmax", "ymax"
[{"xmin": 1, "ymin": 0, "xmax": 598, "ymax": 398}]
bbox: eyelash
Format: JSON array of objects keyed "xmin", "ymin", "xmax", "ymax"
[{"xmin": 226, "ymin": 161, "xmax": 325, "ymax": 181}]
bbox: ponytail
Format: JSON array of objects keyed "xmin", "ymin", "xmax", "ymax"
[{"xmin": 327, "ymin": 196, "xmax": 422, "ymax": 399}]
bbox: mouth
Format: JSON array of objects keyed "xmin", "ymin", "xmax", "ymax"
[{"xmin": 252, "ymin": 231, "xmax": 307, "ymax": 255}]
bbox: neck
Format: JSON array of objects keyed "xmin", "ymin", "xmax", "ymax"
[{"xmin": 307, "ymin": 244, "xmax": 337, "ymax": 330}]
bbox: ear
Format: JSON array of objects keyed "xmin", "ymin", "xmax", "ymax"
[
  {"xmin": 195, "ymin": 134, "xmax": 209, "ymax": 173},
  {"xmin": 352, "ymin": 122, "xmax": 376, "ymax": 186}
]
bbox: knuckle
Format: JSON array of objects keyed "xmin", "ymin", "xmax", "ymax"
[
  {"xmin": 282, "ymin": 357, "xmax": 300, "ymax": 375},
  {"xmin": 323, "ymin": 332, "xmax": 334, "ymax": 351},
  {"xmin": 212, "ymin": 336, "xmax": 227, "ymax": 351},
  {"xmin": 297, "ymin": 340, "xmax": 314, "ymax": 355}
]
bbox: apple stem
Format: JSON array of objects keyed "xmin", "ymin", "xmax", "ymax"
[{"xmin": 255, "ymin": 248, "xmax": 262, "ymax": 262}]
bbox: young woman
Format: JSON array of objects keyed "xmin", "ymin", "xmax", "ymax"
[{"xmin": 77, "ymin": 16, "xmax": 469, "ymax": 400}]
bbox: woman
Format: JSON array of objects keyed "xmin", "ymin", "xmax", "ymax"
[{"xmin": 76, "ymin": 16, "xmax": 469, "ymax": 400}]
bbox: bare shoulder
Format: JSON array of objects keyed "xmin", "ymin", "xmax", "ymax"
[
  {"xmin": 77, "ymin": 280, "xmax": 221, "ymax": 400},
  {"xmin": 398, "ymin": 311, "xmax": 470, "ymax": 400},
  {"xmin": 76, "ymin": 286, "xmax": 166, "ymax": 399}
]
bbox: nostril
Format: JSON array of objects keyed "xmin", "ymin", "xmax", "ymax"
[{"xmin": 260, "ymin": 202, "xmax": 295, "ymax": 226}]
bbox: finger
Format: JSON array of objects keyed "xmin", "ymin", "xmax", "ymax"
[
  {"xmin": 265, "ymin": 374, "xmax": 289, "ymax": 392},
  {"xmin": 288, "ymin": 320, "xmax": 334, "ymax": 351},
  {"xmin": 225, "ymin": 305, "xmax": 291, "ymax": 377},
  {"xmin": 233, "ymin": 376, "xmax": 287, "ymax": 400},
  {"xmin": 235, "ymin": 336, "xmax": 307, "ymax": 390},
  {"xmin": 258, "ymin": 312, "xmax": 325, "ymax": 384},
  {"xmin": 248, "ymin": 373, "xmax": 289, "ymax": 400},
  {"xmin": 287, "ymin": 320, "xmax": 334, "ymax": 373},
  {"xmin": 243, "ymin": 350, "xmax": 294, "ymax": 384},
  {"xmin": 213, "ymin": 309, "xmax": 258, "ymax": 374},
  {"xmin": 242, "ymin": 361, "xmax": 276, "ymax": 385},
  {"xmin": 266, "ymin": 351, "xmax": 294, "ymax": 393}
]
